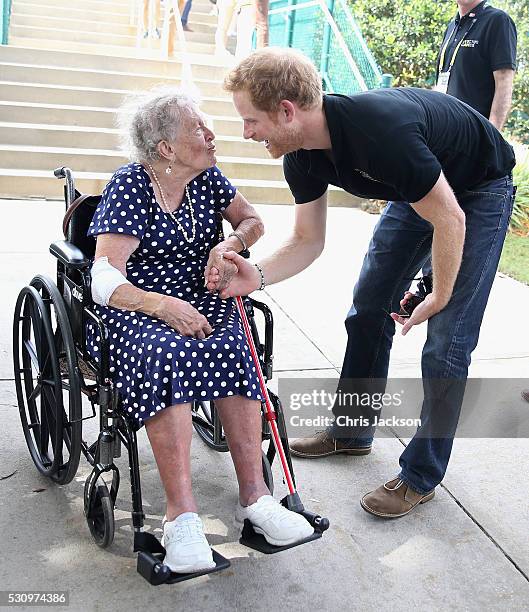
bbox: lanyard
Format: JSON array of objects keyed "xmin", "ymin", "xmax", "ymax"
[{"xmin": 439, "ymin": 16, "xmax": 477, "ymax": 72}]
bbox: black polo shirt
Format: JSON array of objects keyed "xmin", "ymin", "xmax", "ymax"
[
  {"xmin": 283, "ymin": 89, "xmax": 515, "ymax": 204},
  {"xmin": 436, "ymin": 1, "xmax": 517, "ymax": 118}
]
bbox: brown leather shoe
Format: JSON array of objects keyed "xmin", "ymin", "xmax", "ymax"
[
  {"xmin": 289, "ymin": 430, "xmax": 372, "ymax": 458},
  {"xmin": 361, "ymin": 477, "xmax": 435, "ymax": 518}
]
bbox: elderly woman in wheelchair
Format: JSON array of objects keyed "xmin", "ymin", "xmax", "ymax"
[{"xmin": 85, "ymin": 88, "xmax": 313, "ymax": 572}]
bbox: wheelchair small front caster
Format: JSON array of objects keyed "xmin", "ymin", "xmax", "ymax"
[{"xmin": 84, "ymin": 476, "xmax": 115, "ymax": 548}]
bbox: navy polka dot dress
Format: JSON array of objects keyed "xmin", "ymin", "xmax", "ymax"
[{"xmin": 86, "ymin": 162, "xmax": 262, "ymax": 429}]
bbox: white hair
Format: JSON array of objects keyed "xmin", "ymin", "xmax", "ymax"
[{"xmin": 118, "ymin": 86, "xmax": 202, "ymax": 162}]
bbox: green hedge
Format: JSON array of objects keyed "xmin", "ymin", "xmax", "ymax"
[{"xmin": 512, "ymin": 151, "xmax": 529, "ymax": 235}]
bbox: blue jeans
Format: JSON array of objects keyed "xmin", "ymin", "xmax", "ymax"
[
  {"xmin": 330, "ymin": 175, "xmax": 514, "ymax": 494},
  {"xmin": 181, "ymin": 0, "xmax": 192, "ymax": 25}
]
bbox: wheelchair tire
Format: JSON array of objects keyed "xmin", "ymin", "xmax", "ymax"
[
  {"xmin": 262, "ymin": 451, "xmax": 274, "ymax": 495},
  {"xmin": 13, "ymin": 275, "xmax": 82, "ymax": 485},
  {"xmin": 192, "ymin": 401, "xmax": 229, "ymax": 452},
  {"xmin": 85, "ymin": 477, "xmax": 115, "ymax": 549}
]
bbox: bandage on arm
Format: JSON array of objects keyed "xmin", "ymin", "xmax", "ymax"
[
  {"xmin": 91, "ymin": 256, "xmax": 132, "ymax": 306},
  {"xmin": 91, "ymin": 256, "xmax": 169, "ymax": 320},
  {"xmin": 92, "ymin": 235, "xmax": 169, "ymax": 317}
]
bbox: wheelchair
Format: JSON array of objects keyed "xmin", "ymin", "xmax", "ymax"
[{"xmin": 12, "ymin": 167, "xmax": 329, "ymax": 585}]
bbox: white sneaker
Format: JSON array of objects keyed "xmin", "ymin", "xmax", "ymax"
[
  {"xmin": 235, "ymin": 495, "xmax": 314, "ymax": 546},
  {"xmin": 161, "ymin": 512, "xmax": 216, "ymax": 573}
]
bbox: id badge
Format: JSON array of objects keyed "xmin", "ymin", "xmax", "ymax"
[{"xmin": 434, "ymin": 71, "xmax": 450, "ymax": 94}]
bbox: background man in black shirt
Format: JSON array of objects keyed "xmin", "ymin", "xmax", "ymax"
[
  {"xmin": 215, "ymin": 48, "xmax": 516, "ymax": 519},
  {"xmin": 436, "ymin": 0, "xmax": 517, "ymax": 130},
  {"xmin": 425, "ymin": 0, "xmax": 517, "ymax": 326}
]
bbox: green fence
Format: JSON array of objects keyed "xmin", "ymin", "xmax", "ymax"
[
  {"xmin": 269, "ymin": 0, "xmax": 383, "ymax": 93},
  {"xmin": 1, "ymin": 0, "xmax": 12, "ymax": 45}
]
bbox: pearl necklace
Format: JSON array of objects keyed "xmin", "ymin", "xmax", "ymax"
[{"xmin": 147, "ymin": 163, "xmax": 197, "ymax": 243}]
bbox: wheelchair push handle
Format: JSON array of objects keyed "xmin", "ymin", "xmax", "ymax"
[{"xmin": 53, "ymin": 166, "xmax": 76, "ymax": 209}]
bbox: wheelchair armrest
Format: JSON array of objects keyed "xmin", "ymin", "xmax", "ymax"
[{"xmin": 50, "ymin": 240, "xmax": 90, "ymax": 269}]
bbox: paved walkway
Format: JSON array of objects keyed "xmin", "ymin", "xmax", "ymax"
[{"xmin": 1, "ymin": 199, "xmax": 528, "ymax": 611}]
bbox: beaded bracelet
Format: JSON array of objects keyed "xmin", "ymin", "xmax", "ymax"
[{"xmin": 254, "ymin": 263, "xmax": 266, "ymax": 290}]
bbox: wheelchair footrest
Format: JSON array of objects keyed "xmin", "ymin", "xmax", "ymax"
[
  {"xmin": 135, "ymin": 530, "xmax": 230, "ymax": 585},
  {"xmin": 238, "ymin": 519, "xmax": 322, "ymax": 554},
  {"xmin": 137, "ymin": 550, "xmax": 230, "ymax": 585}
]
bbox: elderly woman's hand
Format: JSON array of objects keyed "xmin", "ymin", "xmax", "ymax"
[
  {"xmin": 204, "ymin": 242, "xmax": 239, "ymax": 293},
  {"xmin": 154, "ymin": 295, "xmax": 213, "ymax": 339}
]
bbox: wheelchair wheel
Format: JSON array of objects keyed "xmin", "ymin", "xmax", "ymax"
[
  {"xmin": 192, "ymin": 400, "xmax": 229, "ymax": 452},
  {"xmin": 13, "ymin": 275, "xmax": 82, "ymax": 485},
  {"xmin": 84, "ymin": 477, "xmax": 115, "ymax": 549},
  {"xmin": 262, "ymin": 451, "xmax": 274, "ymax": 495}
]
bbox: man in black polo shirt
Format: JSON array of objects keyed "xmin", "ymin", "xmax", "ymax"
[
  {"xmin": 423, "ymin": 1, "xmax": 516, "ymax": 302},
  {"xmin": 435, "ymin": 0, "xmax": 517, "ymax": 129},
  {"xmin": 216, "ymin": 48, "xmax": 516, "ymax": 519}
]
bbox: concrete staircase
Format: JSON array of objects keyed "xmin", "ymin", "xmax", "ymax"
[{"xmin": 0, "ymin": 0, "xmax": 359, "ymax": 206}]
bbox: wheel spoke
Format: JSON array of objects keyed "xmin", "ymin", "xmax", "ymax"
[
  {"xmin": 27, "ymin": 381, "xmax": 42, "ymax": 404},
  {"xmin": 41, "ymin": 385, "xmax": 58, "ymax": 434},
  {"xmin": 23, "ymin": 339, "xmax": 40, "ymax": 373},
  {"xmin": 28, "ymin": 299, "xmax": 44, "ymax": 362},
  {"xmin": 40, "ymin": 351, "xmax": 51, "ymax": 380},
  {"xmin": 41, "ymin": 384, "xmax": 63, "ymax": 466},
  {"xmin": 202, "ymin": 402, "xmax": 212, "ymax": 423},
  {"xmin": 38, "ymin": 394, "xmax": 50, "ymax": 457}
]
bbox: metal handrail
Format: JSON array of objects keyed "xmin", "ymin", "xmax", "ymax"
[
  {"xmin": 268, "ymin": 0, "xmax": 382, "ymax": 93},
  {"xmin": 317, "ymin": 0, "xmax": 367, "ymax": 90},
  {"xmin": 335, "ymin": 0, "xmax": 381, "ymax": 80},
  {"xmin": 1, "ymin": 0, "xmax": 12, "ymax": 45}
]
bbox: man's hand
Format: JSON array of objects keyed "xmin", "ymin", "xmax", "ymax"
[
  {"xmin": 204, "ymin": 242, "xmax": 238, "ymax": 293},
  {"xmin": 391, "ymin": 293, "xmax": 444, "ymax": 336},
  {"xmin": 207, "ymin": 251, "xmax": 261, "ymax": 298}
]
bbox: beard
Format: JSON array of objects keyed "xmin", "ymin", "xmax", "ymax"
[{"xmin": 266, "ymin": 124, "xmax": 304, "ymax": 159}]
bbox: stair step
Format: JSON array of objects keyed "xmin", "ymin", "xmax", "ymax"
[
  {"xmin": 15, "ymin": 0, "xmax": 131, "ymax": 12},
  {"xmin": 0, "ymin": 101, "xmax": 243, "ymax": 133},
  {"xmin": 0, "ymin": 145, "xmax": 285, "ymax": 180},
  {"xmin": 0, "ymin": 170, "xmax": 361, "ymax": 207},
  {"xmin": 12, "ymin": 1, "xmax": 218, "ymax": 25},
  {"xmin": 0, "ymin": 81, "xmax": 238, "ymax": 116},
  {"xmin": 13, "ymin": 0, "xmax": 216, "ymax": 12},
  {"xmin": 3, "ymin": 41, "xmax": 233, "ymax": 71},
  {"xmin": 10, "ymin": 14, "xmax": 215, "ymax": 46},
  {"xmin": 11, "ymin": 13, "xmax": 137, "ymax": 36},
  {"xmin": 0, "ymin": 44, "xmax": 231, "ymax": 79},
  {"xmin": 0, "ymin": 62, "xmax": 226, "ymax": 97},
  {"xmin": 9, "ymin": 25, "xmax": 217, "ymax": 54},
  {"xmin": 13, "ymin": 3, "xmax": 139, "ymax": 24},
  {"xmin": 9, "ymin": 35, "xmax": 220, "ymax": 61},
  {"xmin": 0, "ymin": 122, "xmax": 262, "ymax": 157}
]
